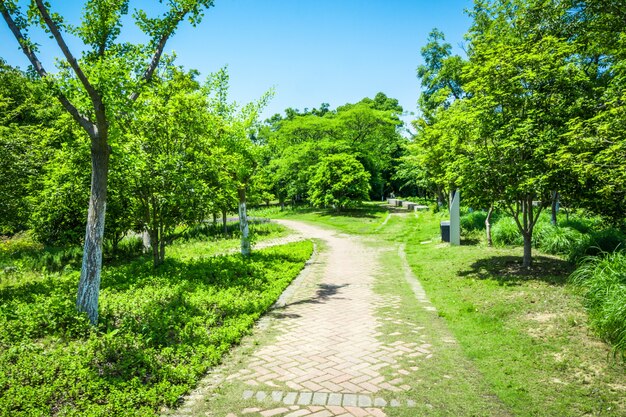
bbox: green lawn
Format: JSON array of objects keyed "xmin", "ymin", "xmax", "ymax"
[{"xmin": 272, "ymin": 203, "xmax": 626, "ymax": 416}]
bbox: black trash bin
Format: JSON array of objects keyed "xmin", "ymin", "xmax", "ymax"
[{"xmin": 440, "ymin": 221, "xmax": 450, "ymax": 242}]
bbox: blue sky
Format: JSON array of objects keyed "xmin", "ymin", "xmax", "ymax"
[{"xmin": 0, "ymin": 0, "xmax": 473, "ymax": 122}]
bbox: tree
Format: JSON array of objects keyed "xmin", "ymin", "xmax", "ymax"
[
  {"xmin": 204, "ymin": 68, "xmax": 272, "ymax": 256},
  {"xmin": 125, "ymin": 68, "xmax": 213, "ymax": 267},
  {"xmin": 459, "ymin": 0, "xmax": 585, "ymax": 267},
  {"xmin": 308, "ymin": 153, "xmax": 371, "ymax": 210},
  {"xmin": 1, "ymin": 0, "xmax": 214, "ymax": 324},
  {"xmin": 0, "ymin": 61, "xmax": 54, "ymax": 234},
  {"xmin": 398, "ymin": 29, "xmax": 466, "ymax": 205}
]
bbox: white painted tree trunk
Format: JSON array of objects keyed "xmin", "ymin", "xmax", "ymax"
[
  {"xmin": 76, "ymin": 140, "xmax": 109, "ymax": 325},
  {"xmin": 238, "ymin": 188, "xmax": 251, "ymax": 256}
]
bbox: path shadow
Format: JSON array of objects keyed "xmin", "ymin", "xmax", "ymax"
[
  {"xmin": 457, "ymin": 255, "xmax": 574, "ymax": 286},
  {"xmin": 269, "ymin": 283, "xmax": 350, "ymax": 318}
]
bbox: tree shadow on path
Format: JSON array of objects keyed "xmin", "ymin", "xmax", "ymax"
[{"xmin": 268, "ymin": 283, "xmax": 350, "ymax": 319}]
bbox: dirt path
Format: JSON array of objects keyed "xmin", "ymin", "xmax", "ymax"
[{"xmin": 165, "ymin": 219, "xmax": 509, "ymax": 417}]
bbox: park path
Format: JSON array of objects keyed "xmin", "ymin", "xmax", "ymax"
[{"xmin": 166, "ymin": 219, "xmax": 509, "ymax": 417}]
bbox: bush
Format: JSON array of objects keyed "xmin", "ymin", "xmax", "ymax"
[
  {"xmin": 460, "ymin": 211, "xmax": 488, "ymax": 232},
  {"xmin": 534, "ymin": 225, "xmax": 584, "ymax": 255},
  {"xmin": 568, "ymin": 228, "xmax": 626, "ymax": 263},
  {"xmin": 491, "ymin": 217, "xmax": 524, "ymax": 246},
  {"xmin": 570, "ymin": 252, "xmax": 626, "ymax": 358}
]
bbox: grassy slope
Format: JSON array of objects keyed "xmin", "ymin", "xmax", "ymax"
[
  {"xmin": 0, "ymin": 226, "xmax": 312, "ymax": 417},
  {"xmin": 273, "ymin": 204, "xmax": 625, "ymax": 416}
]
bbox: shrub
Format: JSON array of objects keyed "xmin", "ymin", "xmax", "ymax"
[
  {"xmin": 568, "ymin": 228, "xmax": 626, "ymax": 263},
  {"xmin": 534, "ymin": 225, "xmax": 584, "ymax": 255},
  {"xmin": 570, "ymin": 252, "xmax": 626, "ymax": 358},
  {"xmin": 491, "ymin": 217, "xmax": 524, "ymax": 246},
  {"xmin": 460, "ymin": 211, "xmax": 488, "ymax": 233}
]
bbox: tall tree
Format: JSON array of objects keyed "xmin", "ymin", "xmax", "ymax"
[
  {"xmin": 460, "ymin": 0, "xmax": 584, "ymax": 267},
  {"xmin": 204, "ymin": 68, "xmax": 272, "ymax": 256},
  {"xmin": 1, "ymin": 0, "xmax": 214, "ymax": 324}
]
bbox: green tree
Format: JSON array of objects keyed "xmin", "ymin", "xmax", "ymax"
[
  {"xmin": 204, "ymin": 68, "xmax": 272, "ymax": 256},
  {"xmin": 308, "ymin": 153, "xmax": 371, "ymax": 210},
  {"xmin": 125, "ymin": 68, "xmax": 213, "ymax": 267},
  {"xmin": 459, "ymin": 0, "xmax": 585, "ymax": 267},
  {"xmin": 1, "ymin": 0, "xmax": 214, "ymax": 324}
]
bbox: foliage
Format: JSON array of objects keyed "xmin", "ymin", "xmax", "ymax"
[
  {"xmin": 570, "ymin": 252, "xmax": 626, "ymax": 358},
  {"xmin": 263, "ymin": 93, "xmax": 405, "ymax": 205},
  {"xmin": 0, "ymin": 61, "xmax": 55, "ymax": 235},
  {"xmin": 460, "ymin": 210, "xmax": 490, "ymax": 232},
  {"xmin": 0, "ymin": 240, "xmax": 313, "ymax": 416},
  {"xmin": 308, "ymin": 153, "xmax": 371, "ymax": 210},
  {"xmin": 491, "ymin": 216, "xmax": 524, "ymax": 247},
  {"xmin": 567, "ymin": 229, "xmax": 626, "ymax": 264}
]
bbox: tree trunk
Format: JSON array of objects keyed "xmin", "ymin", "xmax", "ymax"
[
  {"xmin": 222, "ymin": 210, "xmax": 228, "ymax": 235},
  {"xmin": 279, "ymin": 198, "xmax": 285, "ymax": 211},
  {"xmin": 551, "ymin": 191, "xmax": 559, "ymax": 226},
  {"xmin": 238, "ymin": 188, "xmax": 251, "ymax": 256},
  {"xmin": 522, "ymin": 231, "xmax": 532, "ymax": 268},
  {"xmin": 151, "ymin": 230, "xmax": 160, "ymax": 267},
  {"xmin": 76, "ymin": 136, "xmax": 110, "ymax": 325},
  {"xmin": 485, "ymin": 206, "xmax": 493, "ymax": 247},
  {"xmin": 212, "ymin": 212, "xmax": 217, "ymax": 226},
  {"xmin": 142, "ymin": 229, "xmax": 151, "ymax": 253}
]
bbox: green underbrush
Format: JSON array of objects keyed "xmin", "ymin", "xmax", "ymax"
[{"xmin": 0, "ymin": 236, "xmax": 312, "ymax": 417}]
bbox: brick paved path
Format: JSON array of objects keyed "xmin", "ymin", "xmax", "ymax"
[{"xmin": 166, "ymin": 219, "xmax": 508, "ymax": 417}]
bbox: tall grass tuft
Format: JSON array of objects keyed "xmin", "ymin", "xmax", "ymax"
[
  {"xmin": 568, "ymin": 228, "xmax": 626, "ymax": 263},
  {"xmin": 460, "ymin": 211, "xmax": 488, "ymax": 232},
  {"xmin": 570, "ymin": 252, "xmax": 626, "ymax": 358},
  {"xmin": 491, "ymin": 217, "xmax": 524, "ymax": 246},
  {"xmin": 535, "ymin": 225, "xmax": 584, "ymax": 255}
]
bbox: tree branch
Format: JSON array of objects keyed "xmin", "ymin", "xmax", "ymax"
[
  {"xmin": 34, "ymin": 0, "xmax": 106, "ymax": 132},
  {"xmin": 130, "ymin": 5, "xmax": 201, "ymax": 103},
  {"xmin": 0, "ymin": 5, "xmax": 95, "ymax": 135}
]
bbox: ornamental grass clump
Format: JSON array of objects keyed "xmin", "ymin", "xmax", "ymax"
[{"xmin": 570, "ymin": 252, "xmax": 626, "ymax": 358}]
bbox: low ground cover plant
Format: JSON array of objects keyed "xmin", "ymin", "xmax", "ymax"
[{"xmin": 0, "ymin": 239, "xmax": 312, "ymax": 416}]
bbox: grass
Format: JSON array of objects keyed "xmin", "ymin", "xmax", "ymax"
[
  {"xmin": 270, "ymin": 204, "xmax": 626, "ymax": 416},
  {"xmin": 0, "ymin": 227, "xmax": 312, "ymax": 417},
  {"xmin": 570, "ymin": 252, "xmax": 626, "ymax": 358}
]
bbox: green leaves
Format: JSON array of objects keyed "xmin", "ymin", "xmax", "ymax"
[{"xmin": 308, "ymin": 153, "xmax": 371, "ymax": 210}]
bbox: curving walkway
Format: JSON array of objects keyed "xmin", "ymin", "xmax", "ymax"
[{"xmin": 165, "ymin": 219, "xmax": 509, "ymax": 417}]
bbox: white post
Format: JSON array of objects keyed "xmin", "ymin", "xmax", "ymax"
[{"xmin": 450, "ymin": 189, "xmax": 461, "ymax": 246}]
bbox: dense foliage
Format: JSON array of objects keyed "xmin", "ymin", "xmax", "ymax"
[
  {"xmin": 399, "ymin": 0, "xmax": 626, "ymax": 267},
  {"xmin": 0, "ymin": 239, "xmax": 313, "ymax": 416},
  {"xmin": 260, "ymin": 93, "xmax": 406, "ymax": 209}
]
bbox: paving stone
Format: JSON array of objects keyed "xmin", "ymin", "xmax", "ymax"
[
  {"xmin": 283, "ymin": 392, "xmax": 298, "ymax": 405},
  {"xmin": 357, "ymin": 395, "xmax": 372, "ymax": 407},
  {"xmin": 327, "ymin": 393, "xmax": 343, "ymax": 406},
  {"xmin": 297, "ymin": 392, "xmax": 313, "ymax": 406},
  {"xmin": 390, "ymin": 399, "xmax": 400, "ymax": 407},
  {"xmin": 256, "ymin": 391, "xmax": 267, "ymax": 401},
  {"xmin": 407, "ymin": 399, "xmax": 416, "ymax": 407},
  {"xmin": 271, "ymin": 391, "xmax": 284, "ymax": 402},
  {"xmin": 284, "ymin": 410, "xmax": 311, "ymax": 417},
  {"xmin": 311, "ymin": 392, "xmax": 328, "ymax": 405},
  {"xmin": 374, "ymin": 397, "xmax": 387, "ymax": 407},
  {"xmin": 342, "ymin": 393, "xmax": 357, "ymax": 407},
  {"xmin": 242, "ymin": 390, "xmax": 254, "ymax": 400}
]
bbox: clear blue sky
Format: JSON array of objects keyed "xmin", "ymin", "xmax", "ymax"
[{"xmin": 0, "ymin": 0, "xmax": 473, "ymax": 122}]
